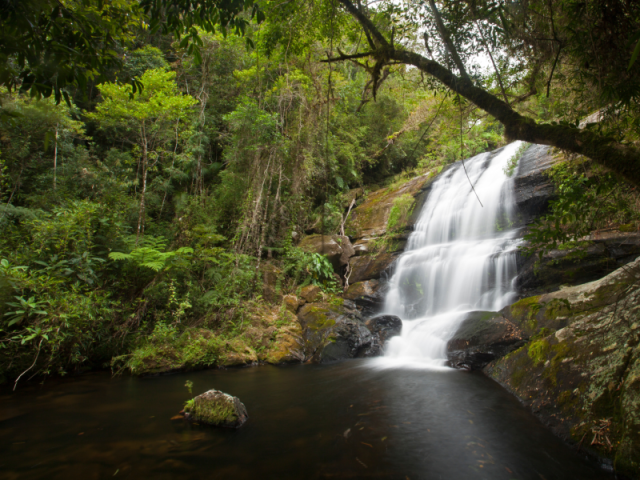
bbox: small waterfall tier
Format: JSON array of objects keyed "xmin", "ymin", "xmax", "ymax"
[{"xmin": 379, "ymin": 142, "xmax": 523, "ymax": 368}]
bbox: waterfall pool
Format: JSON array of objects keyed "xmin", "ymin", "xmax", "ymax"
[{"xmin": 0, "ymin": 361, "xmax": 613, "ymax": 479}]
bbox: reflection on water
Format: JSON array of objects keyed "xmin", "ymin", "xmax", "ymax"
[{"xmin": 0, "ymin": 361, "xmax": 611, "ymax": 479}]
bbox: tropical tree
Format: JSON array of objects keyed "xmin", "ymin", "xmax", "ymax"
[
  {"xmin": 0, "ymin": 0, "xmax": 263, "ymax": 104},
  {"xmin": 325, "ymin": 0, "xmax": 640, "ymax": 186},
  {"xmin": 87, "ymin": 69, "xmax": 197, "ymax": 240}
]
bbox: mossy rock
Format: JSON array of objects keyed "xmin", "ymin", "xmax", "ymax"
[
  {"xmin": 184, "ymin": 389, "xmax": 248, "ymax": 428},
  {"xmin": 487, "ymin": 257, "xmax": 640, "ymax": 477},
  {"xmin": 346, "ymin": 173, "xmax": 432, "ymax": 242}
]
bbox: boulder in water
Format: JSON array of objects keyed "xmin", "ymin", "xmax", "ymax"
[
  {"xmin": 184, "ymin": 389, "xmax": 248, "ymax": 428},
  {"xmin": 357, "ymin": 314, "xmax": 403, "ymax": 357},
  {"xmin": 447, "ymin": 311, "xmax": 527, "ymax": 370},
  {"xmin": 297, "ymin": 299, "xmax": 379, "ymax": 362},
  {"xmin": 365, "ymin": 315, "xmax": 402, "ymax": 344}
]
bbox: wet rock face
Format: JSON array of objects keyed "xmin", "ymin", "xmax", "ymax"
[
  {"xmin": 296, "ymin": 300, "xmax": 399, "ymax": 362},
  {"xmin": 343, "ymin": 280, "xmax": 387, "ymax": 317},
  {"xmin": 297, "ymin": 299, "xmax": 372, "ymax": 363},
  {"xmin": 486, "ymin": 257, "xmax": 640, "ymax": 476},
  {"xmin": 348, "ymin": 253, "xmax": 397, "ymax": 285},
  {"xmin": 517, "ymin": 230, "xmax": 640, "ymax": 295},
  {"xmin": 365, "ymin": 315, "xmax": 402, "ymax": 344},
  {"xmin": 447, "ymin": 311, "xmax": 527, "ymax": 370},
  {"xmin": 512, "ymin": 144, "xmax": 556, "ymax": 227},
  {"xmin": 357, "ymin": 315, "xmax": 403, "ymax": 357},
  {"xmin": 184, "ymin": 389, "xmax": 248, "ymax": 428}
]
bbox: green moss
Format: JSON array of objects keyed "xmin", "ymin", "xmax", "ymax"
[
  {"xmin": 511, "ymin": 295, "xmax": 542, "ymax": 319},
  {"xmin": 328, "ymin": 295, "xmax": 344, "ymax": 307},
  {"xmin": 509, "ymin": 350, "xmax": 532, "ymax": 389},
  {"xmin": 185, "ymin": 394, "xmax": 237, "ymax": 425},
  {"xmin": 305, "ymin": 307, "xmax": 336, "ymax": 331},
  {"xmin": 619, "ymin": 223, "xmax": 636, "ymax": 233},
  {"xmin": 387, "ymin": 194, "xmax": 415, "ymax": 232},
  {"xmin": 543, "ymin": 340, "xmax": 571, "ymax": 387},
  {"xmin": 528, "ymin": 338, "xmax": 551, "ymax": 366},
  {"xmin": 543, "ymin": 298, "xmax": 571, "ymax": 321}
]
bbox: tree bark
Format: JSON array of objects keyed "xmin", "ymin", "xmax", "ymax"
[
  {"xmin": 136, "ymin": 125, "xmax": 148, "ymax": 244},
  {"xmin": 335, "ymin": 0, "xmax": 640, "ymax": 187}
]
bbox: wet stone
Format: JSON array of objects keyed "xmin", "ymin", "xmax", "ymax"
[{"xmin": 184, "ymin": 389, "xmax": 248, "ymax": 428}]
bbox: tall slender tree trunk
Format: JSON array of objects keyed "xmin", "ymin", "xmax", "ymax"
[
  {"xmin": 136, "ymin": 126, "xmax": 148, "ymax": 245},
  {"xmin": 53, "ymin": 124, "xmax": 58, "ymax": 191}
]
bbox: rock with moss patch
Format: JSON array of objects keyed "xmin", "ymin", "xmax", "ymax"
[
  {"xmin": 300, "ymin": 285, "xmax": 322, "ymax": 303},
  {"xmin": 297, "ymin": 299, "xmax": 375, "ymax": 362},
  {"xmin": 283, "ymin": 294, "xmax": 303, "ymax": 314},
  {"xmin": 184, "ymin": 389, "xmax": 248, "ymax": 428},
  {"xmin": 348, "ymin": 253, "xmax": 397, "ymax": 284},
  {"xmin": 485, "ymin": 257, "xmax": 640, "ymax": 477}
]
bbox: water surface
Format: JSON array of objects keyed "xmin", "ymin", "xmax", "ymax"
[{"xmin": 0, "ymin": 361, "xmax": 611, "ymax": 479}]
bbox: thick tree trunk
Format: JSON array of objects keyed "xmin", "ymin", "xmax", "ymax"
[{"xmin": 336, "ymin": 0, "xmax": 640, "ymax": 187}]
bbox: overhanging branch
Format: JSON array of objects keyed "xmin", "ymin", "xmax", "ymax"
[{"xmin": 335, "ymin": 0, "xmax": 640, "ymax": 186}]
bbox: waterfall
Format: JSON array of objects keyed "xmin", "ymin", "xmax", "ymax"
[{"xmin": 378, "ymin": 142, "xmax": 523, "ymax": 368}]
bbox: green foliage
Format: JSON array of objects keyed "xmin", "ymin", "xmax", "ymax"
[
  {"xmin": 4, "ymin": 296, "xmax": 48, "ymax": 327},
  {"xmin": 522, "ymin": 157, "xmax": 640, "ymax": 259},
  {"xmin": 503, "ymin": 142, "xmax": 531, "ymax": 177},
  {"xmin": 0, "ymin": 0, "xmax": 143, "ymax": 102},
  {"xmin": 109, "ymin": 244, "xmax": 194, "ymax": 272},
  {"xmin": 282, "ymin": 247, "xmax": 339, "ymax": 292}
]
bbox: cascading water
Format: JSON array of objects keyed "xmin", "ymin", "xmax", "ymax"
[{"xmin": 379, "ymin": 141, "xmax": 523, "ymax": 368}]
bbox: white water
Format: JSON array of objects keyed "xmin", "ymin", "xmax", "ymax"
[{"xmin": 376, "ymin": 142, "xmax": 523, "ymax": 369}]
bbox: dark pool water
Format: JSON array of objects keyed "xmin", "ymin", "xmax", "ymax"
[{"xmin": 0, "ymin": 360, "xmax": 613, "ymax": 479}]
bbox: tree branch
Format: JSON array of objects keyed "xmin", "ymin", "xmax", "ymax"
[
  {"xmin": 336, "ymin": 0, "xmax": 640, "ymax": 187},
  {"xmin": 321, "ymin": 50, "xmax": 376, "ymax": 62},
  {"xmin": 427, "ymin": 0, "xmax": 469, "ymax": 81}
]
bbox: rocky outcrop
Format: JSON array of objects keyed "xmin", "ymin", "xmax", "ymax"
[
  {"xmin": 296, "ymin": 299, "xmax": 371, "ymax": 363},
  {"xmin": 296, "ymin": 298, "xmax": 400, "ymax": 362},
  {"xmin": 345, "ymin": 174, "xmax": 432, "ymax": 243},
  {"xmin": 358, "ymin": 315, "xmax": 403, "ymax": 356},
  {"xmin": 184, "ymin": 389, "xmax": 248, "ymax": 428},
  {"xmin": 299, "ymin": 234, "xmax": 355, "ymax": 272},
  {"xmin": 511, "ymin": 144, "xmax": 640, "ymax": 295},
  {"xmin": 512, "ymin": 144, "xmax": 557, "ymax": 226},
  {"xmin": 348, "ymin": 253, "xmax": 397, "ymax": 284},
  {"xmin": 343, "ymin": 280, "xmax": 387, "ymax": 317},
  {"xmin": 517, "ymin": 229, "xmax": 640, "ymax": 295},
  {"xmin": 341, "ymin": 173, "xmax": 435, "ymax": 291},
  {"xmin": 446, "ymin": 311, "xmax": 527, "ymax": 370},
  {"xmin": 484, "ymin": 257, "xmax": 640, "ymax": 476}
]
